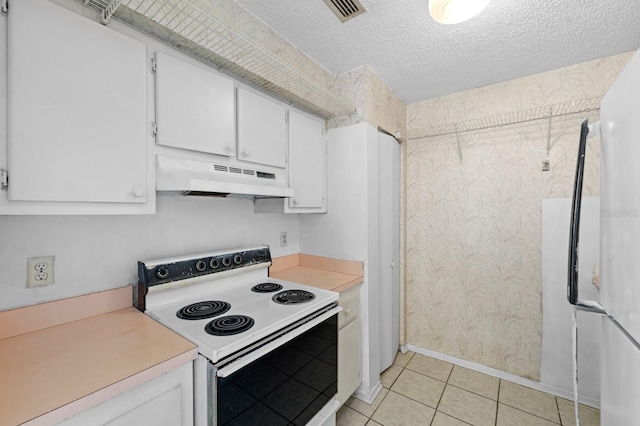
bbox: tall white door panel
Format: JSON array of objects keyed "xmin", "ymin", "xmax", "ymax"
[
  {"xmin": 236, "ymin": 88, "xmax": 286, "ymax": 168},
  {"xmin": 154, "ymin": 52, "xmax": 235, "ymax": 156},
  {"xmin": 8, "ymin": 0, "xmax": 147, "ymax": 203},
  {"xmin": 377, "ymin": 131, "xmax": 401, "ymax": 372}
]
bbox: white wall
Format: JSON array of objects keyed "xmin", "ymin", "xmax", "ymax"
[
  {"xmin": 0, "ymin": 194, "xmax": 300, "ymax": 311},
  {"xmin": 300, "ymin": 124, "xmax": 369, "ymax": 260}
]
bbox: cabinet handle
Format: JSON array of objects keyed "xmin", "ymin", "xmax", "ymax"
[
  {"xmin": 344, "ymin": 307, "xmax": 351, "ymax": 315},
  {"xmin": 133, "ymin": 187, "xmax": 146, "ymax": 198},
  {"xmin": 242, "ymin": 149, "xmax": 251, "ymax": 157},
  {"xmin": 224, "ymin": 145, "xmax": 234, "ymax": 153},
  {"xmin": 292, "ymin": 198, "xmax": 298, "ymax": 204}
]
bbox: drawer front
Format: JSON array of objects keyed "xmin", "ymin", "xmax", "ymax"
[{"xmin": 338, "ymin": 287, "xmax": 360, "ymax": 327}]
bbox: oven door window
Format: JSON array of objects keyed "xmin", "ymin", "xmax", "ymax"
[{"xmin": 217, "ymin": 314, "xmax": 338, "ymax": 426}]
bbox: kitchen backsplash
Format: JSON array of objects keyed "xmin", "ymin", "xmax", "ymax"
[
  {"xmin": 404, "ymin": 52, "xmax": 632, "ymax": 380},
  {"xmin": 0, "ymin": 195, "xmax": 300, "ymax": 311}
]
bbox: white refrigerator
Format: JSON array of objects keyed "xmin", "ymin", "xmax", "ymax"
[{"xmin": 569, "ymin": 49, "xmax": 640, "ymax": 425}]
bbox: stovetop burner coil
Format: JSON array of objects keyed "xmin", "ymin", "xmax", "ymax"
[
  {"xmin": 205, "ymin": 315, "xmax": 255, "ymax": 336},
  {"xmin": 176, "ymin": 301, "xmax": 231, "ymax": 320},
  {"xmin": 272, "ymin": 289, "xmax": 316, "ymax": 305},
  {"xmin": 251, "ymin": 282, "xmax": 284, "ymax": 293}
]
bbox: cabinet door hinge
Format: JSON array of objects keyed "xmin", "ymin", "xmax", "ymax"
[
  {"xmin": 151, "ymin": 122, "xmax": 158, "ymax": 137},
  {"xmin": 150, "ymin": 57, "xmax": 157, "ymax": 73},
  {"xmin": 1, "ymin": 168, "xmax": 8, "ymax": 190}
]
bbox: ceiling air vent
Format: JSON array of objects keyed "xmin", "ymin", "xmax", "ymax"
[{"xmin": 323, "ymin": 0, "xmax": 366, "ymax": 23}]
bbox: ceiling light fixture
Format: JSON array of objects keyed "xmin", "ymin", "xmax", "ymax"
[{"xmin": 429, "ymin": 0, "xmax": 490, "ymax": 24}]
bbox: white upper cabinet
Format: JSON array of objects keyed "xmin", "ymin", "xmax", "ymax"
[
  {"xmin": 236, "ymin": 88, "xmax": 287, "ymax": 168},
  {"xmin": 154, "ymin": 52, "xmax": 235, "ymax": 157},
  {"xmin": 6, "ymin": 0, "xmax": 148, "ymax": 208},
  {"xmin": 286, "ymin": 111, "xmax": 326, "ymax": 212}
]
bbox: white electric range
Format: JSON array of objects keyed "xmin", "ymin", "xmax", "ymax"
[{"xmin": 137, "ymin": 246, "xmax": 341, "ymax": 426}]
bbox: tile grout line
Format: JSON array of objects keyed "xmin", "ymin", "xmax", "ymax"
[
  {"xmin": 495, "ymin": 379, "xmax": 501, "ymax": 426},
  {"xmin": 427, "ymin": 359, "xmax": 440, "ymax": 426},
  {"xmin": 498, "ymin": 400, "xmax": 564, "ymax": 425},
  {"xmin": 431, "ymin": 365, "xmax": 474, "ymax": 426},
  {"xmin": 446, "ymin": 381, "xmax": 499, "ymax": 402},
  {"xmin": 365, "ymin": 362, "xmax": 401, "ymax": 424},
  {"xmin": 555, "ymin": 396, "xmax": 563, "ymax": 426}
]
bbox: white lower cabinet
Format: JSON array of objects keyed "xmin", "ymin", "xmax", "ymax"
[
  {"xmin": 59, "ymin": 363, "xmax": 193, "ymax": 426},
  {"xmin": 336, "ymin": 285, "xmax": 362, "ymax": 406}
]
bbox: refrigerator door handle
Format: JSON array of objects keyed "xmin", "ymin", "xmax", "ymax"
[{"xmin": 568, "ymin": 119, "xmax": 606, "ymax": 314}]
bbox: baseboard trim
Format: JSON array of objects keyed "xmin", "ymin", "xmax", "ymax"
[
  {"xmin": 406, "ymin": 344, "xmax": 600, "ymax": 409},
  {"xmin": 352, "ymin": 381, "xmax": 383, "ymax": 405}
]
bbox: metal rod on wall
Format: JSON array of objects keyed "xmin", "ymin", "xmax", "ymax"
[
  {"xmin": 408, "ymin": 96, "xmax": 602, "ymax": 140},
  {"xmin": 455, "ymin": 126, "xmax": 463, "ymax": 163},
  {"xmin": 543, "ymin": 106, "xmax": 552, "ymax": 172}
]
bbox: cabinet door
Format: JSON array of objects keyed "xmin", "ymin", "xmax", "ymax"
[
  {"xmin": 7, "ymin": 0, "xmax": 147, "ymax": 204},
  {"xmin": 59, "ymin": 363, "xmax": 193, "ymax": 426},
  {"xmin": 237, "ymin": 88, "xmax": 287, "ymax": 168},
  {"xmin": 337, "ymin": 318, "xmax": 361, "ymax": 405},
  {"xmin": 155, "ymin": 52, "xmax": 235, "ymax": 156},
  {"xmin": 286, "ymin": 111, "xmax": 326, "ymax": 212}
]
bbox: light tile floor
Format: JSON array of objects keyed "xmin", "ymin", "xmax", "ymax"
[{"xmin": 337, "ymin": 351, "xmax": 600, "ymax": 426}]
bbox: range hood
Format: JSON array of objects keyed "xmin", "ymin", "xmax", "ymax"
[{"xmin": 156, "ymin": 155, "xmax": 295, "ymax": 197}]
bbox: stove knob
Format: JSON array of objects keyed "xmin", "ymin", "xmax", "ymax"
[
  {"xmin": 156, "ymin": 266, "xmax": 169, "ymax": 279},
  {"xmin": 233, "ymin": 254, "xmax": 243, "ymax": 265},
  {"xmin": 210, "ymin": 258, "xmax": 220, "ymax": 269},
  {"xmin": 222, "ymin": 257, "xmax": 232, "ymax": 267},
  {"xmin": 195, "ymin": 260, "xmax": 207, "ymax": 272}
]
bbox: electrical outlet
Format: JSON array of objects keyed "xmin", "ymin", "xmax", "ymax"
[
  {"xmin": 280, "ymin": 231, "xmax": 288, "ymax": 247},
  {"xmin": 27, "ymin": 256, "xmax": 54, "ymax": 288}
]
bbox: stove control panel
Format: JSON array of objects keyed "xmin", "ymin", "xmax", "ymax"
[{"xmin": 138, "ymin": 246, "xmax": 272, "ymax": 288}]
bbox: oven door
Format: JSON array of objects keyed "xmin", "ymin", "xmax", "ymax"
[{"xmin": 197, "ymin": 306, "xmax": 340, "ymax": 426}]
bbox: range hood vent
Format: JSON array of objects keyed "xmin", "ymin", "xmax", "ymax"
[
  {"xmin": 156, "ymin": 156, "xmax": 294, "ymax": 198},
  {"xmin": 323, "ymin": 0, "xmax": 366, "ymax": 23}
]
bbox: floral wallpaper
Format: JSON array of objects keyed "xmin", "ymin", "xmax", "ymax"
[
  {"xmin": 328, "ymin": 66, "xmax": 407, "ymax": 140},
  {"xmin": 364, "ymin": 67, "xmax": 407, "ymax": 141},
  {"xmin": 407, "ymin": 53, "xmax": 631, "ymax": 133},
  {"xmin": 405, "ymin": 52, "xmax": 632, "ymax": 380}
]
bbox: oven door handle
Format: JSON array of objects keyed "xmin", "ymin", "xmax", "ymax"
[{"xmin": 216, "ymin": 305, "xmax": 342, "ymax": 378}]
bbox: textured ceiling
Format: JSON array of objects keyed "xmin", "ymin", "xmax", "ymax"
[{"xmin": 233, "ymin": 0, "xmax": 640, "ymax": 104}]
